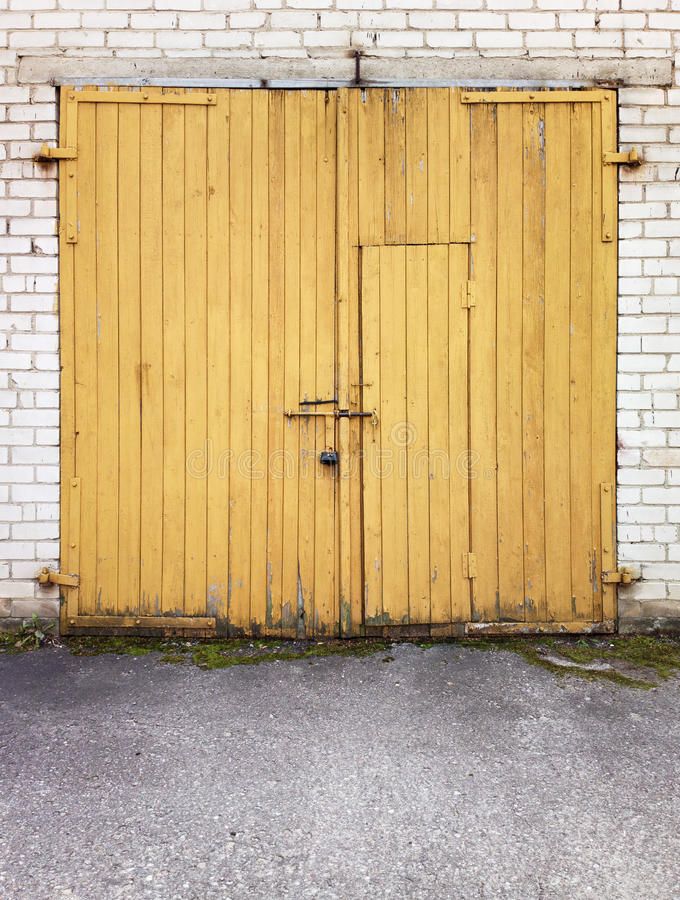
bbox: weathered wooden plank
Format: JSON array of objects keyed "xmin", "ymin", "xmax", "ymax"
[
  {"xmin": 406, "ymin": 245, "xmax": 430, "ymax": 623},
  {"xmin": 95, "ymin": 100, "xmax": 120, "ymax": 614},
  {"xmin": 384, "ymin": 88, "xmax": 406, "ymax": 244},
  {"xmin": 161, "ymin": 99, "xmax": 186, "ymax": 614},
  {"xmin": 544, "ymin": 102, "xmax": 574, "ymax": 623},
  {"xmin": 380, "ymin": 246, "xmax": 409, "ymax": 624},
  {"xmin": 314, "ymin": 90, "xmax": 337, "ymax": 636},
  {"xmin": 521, "ymin": 102, "xmax": 547, "ymax": 623},
  {"xmin": 427, "ymin": 89, "xmax": 450, "ymax": 243},
  {"xmin": 469, "ymin": 104, "xmax": 498, "ymax": 621},
  {"xmin": 184, "ymin": 100, "xmax": 208, "ymax": 617},
  {"xmin": 206, "ymin": 90, "xmax": 230, "ymax": 625},
  {"xmin": 266, "ymin": 91, "xmax": 286, "ymax": 637},
  {"xmin": 357, "ymin": 89, "xmax": 385, "ymax": 245},
  {"xmin": 281, "ymin": 91, "xmax": 302, "ymax": 637},
  {"xmin": 570, "ymin": 101, "xmax": 595, "ymax": 621},
  {"xmin": 427, "ymin": 245, "xmax": 451, "ymax": 624},
  {"xmin": 139, "ymin": 91, "xmax": 164, "ymax": 616},
  {"xmin": 228, "ymin": 90, "xmax": 253, "ymax": 633},
  {"xmin": 360, "ymin": 246, "xmax": 383, "ymax": 627},
  {"xmin": 405, "ymin": 88, "xmax": 428, "ymax": 245},
  {"xmin": 250, "ymin": 90, "xmax": 270, "ymax": 633}
]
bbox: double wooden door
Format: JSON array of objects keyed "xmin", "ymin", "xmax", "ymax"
[{"xmin": 57, "ymin": 87, "xmax": 617, "ymax": 636}]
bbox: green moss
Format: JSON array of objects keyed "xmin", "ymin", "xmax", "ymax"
[
  {"xmin": 63, "ymin": 636, "xmax": 390, "ymax": 670},
  {"xmin": 458, "ymin": 635, "xmax": 680, "ymax": 689},
  {"xmin": 11, "ymin": 630, "xmax": 680, "ymax": 688}
]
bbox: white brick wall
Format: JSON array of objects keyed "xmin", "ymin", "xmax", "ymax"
[{"xmin": 0, "ymin": 1, "xmax": 679, "ymax": 629}]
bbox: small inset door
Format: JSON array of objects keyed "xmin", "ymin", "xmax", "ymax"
[{"xmin": 360, "ymin": 244, "xmax": 471, "ymax": 628}]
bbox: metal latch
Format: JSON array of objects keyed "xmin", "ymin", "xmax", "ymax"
[
  {"xmin": 34, "ymin": 144, "xmax": 78, "ymax": 161},
  {"xmin": 603, "ymin": 148, "xmax": 641, "ymax": 167},
  {"xmin": 37, "ymin": 567, "xmax": 79, "ymax": 588},
  {"xmin": 601, "ymin": 567, "xmax": 638, "ymax": 585},
  {"xmin": 462, "ymin": 552, "xmax": 477, "ymax": 579}
]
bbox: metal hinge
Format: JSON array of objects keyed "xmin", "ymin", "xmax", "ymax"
[
  {"xmin": 601, "ymin": 567, "xmax": 638, "ymax": 585},
  {"xmin": 603, "ymin": 148, "xmax": 641, "ymax": 167},
  {"xmin": 37, "ymin": 567, "xmax": 79, "ymax": 588},
  {"xmin": 461, "ymin": 281, "xmax": 476, "ymax": 309},
  {"xmin": 34, "ymin": 143, "xmax": 78, "ymax": 161},
  {"xmin": 462, "ymin": 552, "xmax": 477, "ymax": 579}
]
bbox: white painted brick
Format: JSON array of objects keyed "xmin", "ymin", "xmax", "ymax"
[
  {"xmin": 459, "ymin": 11, "xmax": 505, "ymax": 27},
  {"xmin": 409, "ymin": 11, "xmax": 455, "ymax": 27},
  {"xmin": 508, "ymin": 12, "xmax": 556, "ymax": 28},
  {"xmin": 476, "ymin": 31, "xmax": 523, "ymax": 46},
  {"xmin": 254, "ymin": 31, "xmax": 302, "ymax": 47}
]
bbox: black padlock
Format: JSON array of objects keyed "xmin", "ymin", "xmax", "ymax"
[{"xmin": 319, "ymin": 450, "xmax": 339, "ymax": 466}]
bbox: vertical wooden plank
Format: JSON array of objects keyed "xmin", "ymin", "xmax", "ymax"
[
  {"xmin": 281, "ymin": 90, "xmax": 302, "ymax": 637},
  {"xmin": 570, "ymin": 101, "xmax": 594, "ymax": 621},
  {"xmin": 95, "ymin": 101, "xmax": 120, "ymax": 614},
  {"xmin": 161, "ymin": 99, "xmax": 186, "ymax": 615},
  {"xmin": 449, "ymin": 244, "xmax": 471, "ymax": 621},
  {"xmin": 427, "ymin": 89, "xmax": 450, "ymax": 244},
  {"xmin": 405, "ymin": 246, "xmax": 430, "ymax": 623},
  {"xmin": 206, "ymin": 90, "xmax": 230, "ymax": 625},
  {"xmin": 594, "ymin": 92, "xmax": 619, "ymax": 621},
  {"xmin": 267, "ymin": 91, "xmax": 285, "ymax": 637},
  {"xmin": 384, "ymin": 88, "xmax": 406, "ymax": 244},
  {"xmin": 380, "ymin": 246, "xmax": 409, "ymax": 624},
  {"xmin": 360, "ymin": 245, "xmax": 383, "ymax": 626},
  {"xmin": 139, "ymin": 95, "xmax": 164, "ymax": 616},
  {"xmin": 314, "ymin": 90, "xmax": 337, "ymax": 636},
  {"xmin": 228, "ymin": 90, "xmax": 253, "ymax": 633},
  {"xmin": 450, "ymin": 90, "xmax": 470, "ymax": 243},
  {"xmin": 183, "ymin": 102, "xmax": 208, "ymax": 617},
  {"xmin": 357, "ymin": 89, "xmax": 385, "ymax": 246},
  {"xmin": 495, "ymin": 104, "xmax": 525, "ymax": 622},
  {"xmin": 469, "ymin": 105, "xmax": 498, "ymax": 622},
  {"xmin": 117, "ymin": 100, "xmax": 142, "ymax": 615},
  {"xmin": 347, "ymin": 91, "xmax": 364, "ymax": 635},
  {"xmin": 336, "ymin": 89, "xmax": 353, "ymax": 636},
  {"xmin": 59, "ymin": 87, "xmax": 78, "ymax": 622},
  {"xmin": 522, "ymin": 102, "xmax": 547, "ymax": 623},
  {"xmin": 428, "ymin": 245, "xmax": 452, "ymax": 625},
  {"xmin": 250, "ymin": 90, "xmax": 270, "ymax": 633},
  {"xmin": 298, "ymin": 90, "xmax": 317, "ymax": 636},
  {"xmin": 405, "ymin": 88, "xmax": 428, "ymax": 244},
  {"xmin": 543, "ymin": 102, "xmax": 573, "ymax": 622}
]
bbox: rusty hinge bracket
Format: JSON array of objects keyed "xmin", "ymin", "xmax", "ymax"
[
  {"xmin": 35, "ymin": 143, "xmax": 77, "ymax": 161},
  {"xmin": 603, "ymin": 148, "xmax": 641, "ymax": 167},
  {"xmin": 462, "ymin": 552, "xmax": 477, "ymax": 579},
  {"xmin": 38, "ymin": 567, "xmax": 79, "ymax": 588},
  {"xmin": 461, "ymin": 281, "xmax": 476, "ymax": 309},
  {"xmin": 601, "ymin": 567, "xmax": 638, "ymax": 585}
]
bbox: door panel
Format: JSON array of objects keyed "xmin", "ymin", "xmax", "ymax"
[
  {"xmin": 59, "ymin": 88, "xmax": 338, "ymax": 636},
  {"xmin": 339, "ymin": 87, "xmax": 617, "ymax": 635},
  {"xmin": 465, "ymin": 92, "xmax": 618, "ymax": 631},
  {"xmin": 360, "ymin": 245, "xmax": 470, "ymax": 627}
]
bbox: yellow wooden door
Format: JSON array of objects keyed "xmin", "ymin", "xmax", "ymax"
[
  {"xmin": 57, "ymin": 86, "xmax": 618, "ymax": 637},
  {"xmin": 337, "ymin": 87, "xmax": 618, "ymax": 636},
  {"xmin": 59, "ymin": 87, "xmax": 338, "ymax": 636}
]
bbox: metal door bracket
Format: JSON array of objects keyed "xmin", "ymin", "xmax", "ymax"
[
  {"xmin": 462, "ymin": 552, "xmax": 477, "ymax": 579},
  {"xmin": 35, "ymin": 143, "xmax": 77, "ymax": 161},
  {"xmin": 601, "ymin": 567, "xmax": 638, "ymax": 585},
  {"xmin": 38, "ymin": 567, "xmax": 79, "ymax": 588},
  {"xmin": 603, "ymin": 148, "xmax": 641, "ymax": 167},
  {"xmin": 461, "ymin": 281, "xmax": 476, "ymax": 309}
]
